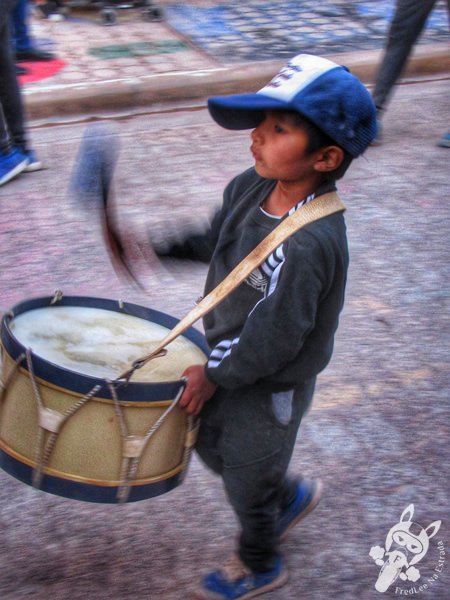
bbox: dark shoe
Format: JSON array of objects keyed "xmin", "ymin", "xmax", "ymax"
[
  {"xmin": 15, "ymin": 64, "xmax": 30, "ymax": 75},
  {"xmin": 16, "ymin": 48, "xmax": 55, "ymax": 62},
  {"xmin": 437, "ymin": 132, "xmax": 450, "ymax": 148},
  {"xmin": 0, "ymin": 148, "xmax": 28, "ymax": 186},
  {"xmin": 35, "ymin": 1, "xmax": 63, "ymax": 19},
  {"xmin": 277, "ymin": 478, "xmax": 322, "ymax": 541},
  {"xmin": 195, "ymin": 555, "xmax": 288, "ymax": 599}
]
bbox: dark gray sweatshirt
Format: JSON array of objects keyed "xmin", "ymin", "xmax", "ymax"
[{"xmin": 157, "ymin": 167, "xmax": 349, "ymax": 391}]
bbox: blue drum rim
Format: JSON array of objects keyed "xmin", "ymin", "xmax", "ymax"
[
  {"xmin": 0, "ymin": 446, "xmax": 182, "ymax": 503},
  {"xmin": 0, "ymin": 295, "xmax": 210, "ymax": 402}
]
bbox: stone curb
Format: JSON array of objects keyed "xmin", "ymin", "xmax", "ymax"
[{"xmin": 24, "ymin": 43, "xmax": 450, "ymax": 120}]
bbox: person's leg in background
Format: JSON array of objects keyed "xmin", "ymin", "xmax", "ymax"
[
  {"xmin": 372, "ymin": 0, "xmax": 438, "ymax": 111},
  {"xmin": 11, "ymin": 0, "xmax": 55, "ymax": 61},
  {"xmin": 0, "ymin": 0, "xmax": 43, "ymax": 185},
  {"xmin": 373, "ymin": 0, "xmax": 450, "ymax": 146},
  {"xmin": 11, "ymin": 0, "xmax": 30, "ymax": 54},
  {"xmin": 0, "ymin": 7, "xmax": 28, "ymax": 186}
]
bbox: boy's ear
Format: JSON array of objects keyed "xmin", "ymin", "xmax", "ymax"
[{"xmin": 314, "ymin": 146, "xmax": 345, "ymax": 173}]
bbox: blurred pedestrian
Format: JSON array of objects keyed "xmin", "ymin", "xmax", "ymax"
[
  {"xmin": 0, "ymin": 0, "xmax": 43, "ymax": 186},
  {"xmin": 12, "ymin": 0, "xmax": 56, "ymax": 61},
  {"xmin": 372, "ymin": 0, "xmax": 449, "ymax": 144}
]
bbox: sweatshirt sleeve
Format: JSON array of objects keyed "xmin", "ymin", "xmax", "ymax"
[
  {"xmin": 205, "ymin": 231, "xmax": 332, "ymax": 389},
  {"xmin": 154, "ymin": 208, "xmax": 223, "ymax": 263},
  {"xmin": 153, "ymin": 173, "xmax": 245, "ymax": 263}
]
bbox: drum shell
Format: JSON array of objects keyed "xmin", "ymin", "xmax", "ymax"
[{"xmin": 0, "ymin": 296, "xmax": 208, "ymax": 503}]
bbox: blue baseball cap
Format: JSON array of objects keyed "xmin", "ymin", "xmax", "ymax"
[{"xmin": 208, "ymin": 54, "xmax": 377, "ymax": 157}]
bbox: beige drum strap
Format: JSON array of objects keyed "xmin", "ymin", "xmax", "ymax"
[{"xmin": 119, "ymin": 191, "xmax": 346, "ymax": 382}]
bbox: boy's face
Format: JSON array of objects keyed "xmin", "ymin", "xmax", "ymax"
[{"xmin": 250, "ymin": 111, "xmax": 319, "ymax": 183}]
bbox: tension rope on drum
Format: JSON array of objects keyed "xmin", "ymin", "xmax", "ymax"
[{"xmin": 1, "ymin": 347, "xmax": 188, "ymax": 503}]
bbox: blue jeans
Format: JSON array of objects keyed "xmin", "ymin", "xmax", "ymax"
[
  {"xmin": 195, "ymin": 378, "xmax": 316, "ymax": 572},
  {"xmin": 11, "ymin": 0, "xmax": 32, "ymax": 52},
  {"xmin": 0, "ymin": 0, "xmax": 27, "ymax": 154}
]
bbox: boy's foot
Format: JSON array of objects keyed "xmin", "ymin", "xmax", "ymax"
[
  {"xmin": 195, "ymin": 555, "xmax": 288, "ymax": 599},
  {"xmin": 437, "ymin": 132, "xmax": 450, "ymax": 148},
  {"xmin": 278, "ymin": 478, "xmax": 323, "ymax": 541},
  {"xmin": 0, "ymin": 148, "xmax": 28, "ymax": 186}
]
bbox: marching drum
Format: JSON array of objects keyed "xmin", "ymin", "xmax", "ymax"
[{"xmin": 0, "ymin": 295, "xmax": 208, "ymax": 503}]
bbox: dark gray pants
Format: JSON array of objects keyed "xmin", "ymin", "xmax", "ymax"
[
  {"xmin": 372, "ymin": 0, "xmax": 448, "ymax": 109},
  {"xmin": 0, "ymin": 0, "xmax": 27, "ymax": 154},
  {"xmin": 195, "ymin": 378, "xmax": 316, "ymax": 573}
]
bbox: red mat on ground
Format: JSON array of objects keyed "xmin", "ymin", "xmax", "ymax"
[{"xmin": 17, "ymin": 59, "xmax": 66, "ymax": 84}]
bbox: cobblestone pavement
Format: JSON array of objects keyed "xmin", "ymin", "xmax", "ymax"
[
  {"xmin": 19, "ymin": 0, "xmax": 449, "ymax": 119},
  {"xmin": 0, "ymin": 76, "xmax": 449, "ymax": 599},
  {"xmin": 163, "ymin": 0, "xmax": 449, "ymax": 62}
]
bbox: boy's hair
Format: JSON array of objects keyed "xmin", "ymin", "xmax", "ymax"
[
  {"xmin": 208, "ymin": 54, "xmax": 377, "ymax": 158},
  {"xmin": 282, "ymin": 110, "xmax": 353, "ymax": 181}
]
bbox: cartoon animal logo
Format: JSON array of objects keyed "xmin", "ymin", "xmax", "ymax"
[{"xmin": 369, "ymin": 504, "xmax": 441, "ymax": 593}]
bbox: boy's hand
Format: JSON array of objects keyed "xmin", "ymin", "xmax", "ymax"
[{"xmin": 179, "ymin": 365, "xmax": 217, "ymax": 416}]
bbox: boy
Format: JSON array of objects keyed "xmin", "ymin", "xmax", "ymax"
[{"xmin": 149, "ymin": 54, "xmax": 377, "ymax": 598}]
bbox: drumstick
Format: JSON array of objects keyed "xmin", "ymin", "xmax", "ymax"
[{"xmin": 68, "ymin": 122, "xmax": 147, "ymax": 288}]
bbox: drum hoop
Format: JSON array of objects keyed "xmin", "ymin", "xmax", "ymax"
[
  {"xmin": 0, "ymin": 439, "xmax": 186, "ymax": 486},
  {"xmin": 1, "ymin": 295, "xmax": 209, "ymax": 402},
  {"xmin": 1, "ymin": 352, "xmax": 179, "ymax": 408},
  {"xmin": 0, "ymin": 295, "xmax": 204, "ymax": 502}
]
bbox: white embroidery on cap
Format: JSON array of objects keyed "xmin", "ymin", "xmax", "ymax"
[{"xmin": 258, "ymin": 54, "xmax": 338, "ymax": 103}]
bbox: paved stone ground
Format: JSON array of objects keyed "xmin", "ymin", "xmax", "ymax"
[
  {"xmin": 163, "ymin": 0, "xmax": 449, "ymax": 62},
  {"xmin": 0, "ymin": 76, "xmax": 449, "ymax": 599},
  {"xmin": 21, "ymin": 7, "xmax": 214, "ymax": 88},
  {"xmin": 19, "ymin": 0, "xmax": 449, "ymax": 117}
]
